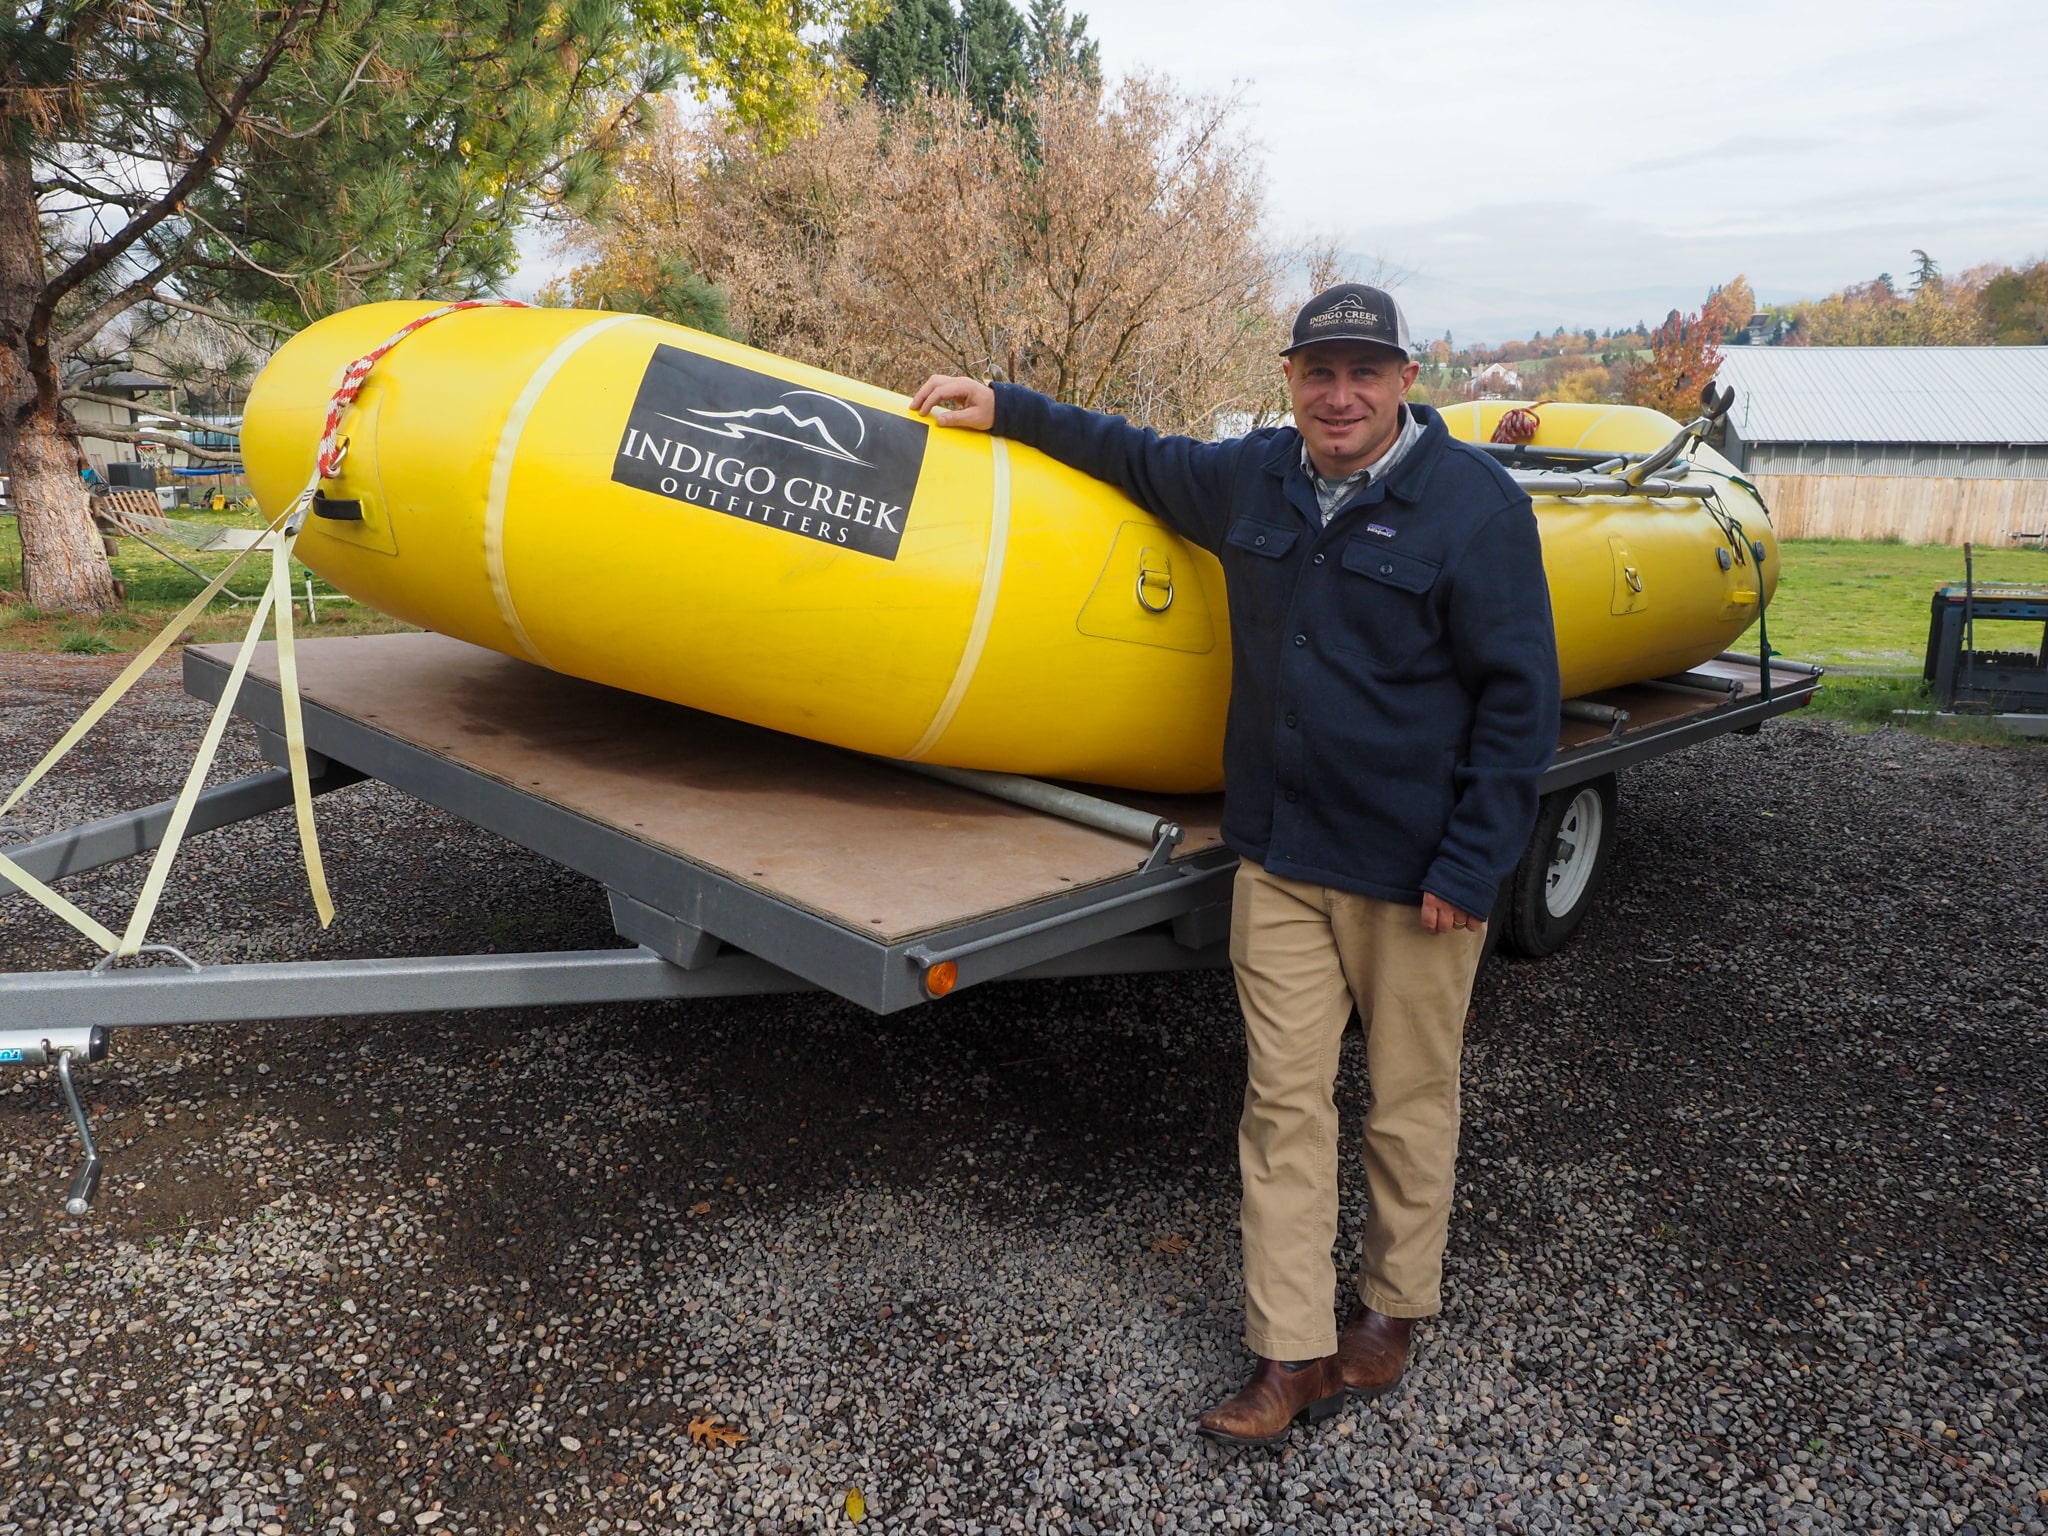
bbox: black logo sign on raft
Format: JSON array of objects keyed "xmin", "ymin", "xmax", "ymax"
[{"xmin": 611, "ymin": 344, "xmax": 929, "ymax": 560}]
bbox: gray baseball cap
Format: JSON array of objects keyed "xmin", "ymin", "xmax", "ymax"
[{"xmin": 1281, "ymin": 282, "xmax": 1411, "ymax": 359}]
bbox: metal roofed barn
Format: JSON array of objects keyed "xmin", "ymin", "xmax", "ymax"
[{"xmin": 1713, "ymin": 345, "xmax": 2048, "ymax": 545}]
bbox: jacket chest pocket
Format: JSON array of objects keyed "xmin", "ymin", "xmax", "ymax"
[
  {"xmin": 1336, "ymin": 540, "xmax": 1444, "ymax": 672},
  {"xmin": 1222, "ymin": 519, "xmax": 1302, "ymax": 631}
]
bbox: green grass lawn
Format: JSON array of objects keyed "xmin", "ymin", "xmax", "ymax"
[
  {"xmin": 1761, "ymin": 539, "xmax": 2047, "ymax": 740},
  {"xmin": 0, "ymin": 500, "xmax": 414, "ymax": 653},
  {"xmin": 1763, "ymin": 538, "xmax": 2048, "ymax": 674}
]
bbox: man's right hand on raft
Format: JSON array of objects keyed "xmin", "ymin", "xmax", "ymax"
[{"xmin": 910, "ymin": 375, "xmax": 996, "ymax": 431}]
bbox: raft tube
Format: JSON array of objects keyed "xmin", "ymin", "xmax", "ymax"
[
  {"xmin": 1437, "ymin": 400, "xmax": 1780, "ymax": 693},
  {"xmin": 242, "ymin": 303, "xmax": 1776, "ymax": 793}
]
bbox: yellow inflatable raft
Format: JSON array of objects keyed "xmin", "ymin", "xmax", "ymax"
[
  {"xmin": 242, "ymin": 303, "xmax": 1776, "ymax": 793},
  {"xmin": 1438, "ymin": 399, "xmax": 1779, "ymax": 687}
]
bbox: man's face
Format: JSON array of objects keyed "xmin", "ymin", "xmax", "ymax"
[{"xmin": 1283, "ymin": 342, "xmax": 1422, "ymax": 476}]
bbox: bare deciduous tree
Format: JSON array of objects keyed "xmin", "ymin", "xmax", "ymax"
[{"xmin": 556, "ymin": 75, "xmax": 1288, "ymax": 434}]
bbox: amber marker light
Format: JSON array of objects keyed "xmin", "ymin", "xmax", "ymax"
[{"xmin": 924, "ymin": 961, "xmax": 959, "ymax": 997}]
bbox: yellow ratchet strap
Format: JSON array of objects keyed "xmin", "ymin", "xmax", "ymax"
[
  {"xmin": 0, "ymin": 853, "xmax": 122, "ymax": 953},
  {"xmin": 0, "ymin": 505, "xmax": 289, "ymax": 821},
  {"xmin": 115, "ymin": 555, "xmax": 281, "ymax": 955},
  {"xmin": 0, "ymin": 495, "xmax": 334, "ymax": 957},
  {"xmin": 1, "ymin": 301, "xmax": 513, "ymax": 956},
  {"xmin": 266, "ymin": 521, "xmax": 333, "ymax": 927}
]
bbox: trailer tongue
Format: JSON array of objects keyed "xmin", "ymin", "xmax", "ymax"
[{"xmin": 1, "ymin": 632, "xmax": 1821, "ymax": 1210}]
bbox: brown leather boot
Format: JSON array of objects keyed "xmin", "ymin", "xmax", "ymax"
[
  {"xmin": 1338, "ymin": 1305, "xmax": 1414, "ymax": 1400},
  {"xmin": 1197, "ymin": 1355, "xmax": 1346, "ymax": 1446}
]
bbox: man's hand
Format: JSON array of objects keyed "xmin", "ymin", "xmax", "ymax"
[
  {"xmin": 1420, "ymin": 892, "xmax": 1483, "ymax": 935},
  {"xmin": 910, "ymin": 375, "xmax": 996, "ymax": 431}
]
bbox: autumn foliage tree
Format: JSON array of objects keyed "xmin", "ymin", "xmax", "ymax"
[
  {"xmin": 555, "ymin": 75, "xmax": 1286, "ymax": 433},
  {"xmin": 1710, "ymin": 274, "xmax": 1755, "ymax": 339},
  {"xmin": 644, "ymin": 0, "xmax": 885, "ymax": 149},
  {"xmin": 1980, "ymin": 261, "xmax": 2048, "ymax": 344},
  {"xmin": 1622, "ymin": 298, "xmax": 1727, "ymax": 421},
  {"xmin": 1793, "ymin": 269, "xmax": 1988, "ymax": 346}
]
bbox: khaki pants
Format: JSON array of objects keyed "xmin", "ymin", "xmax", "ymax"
[{"xmin": 1229, "ymin": 860, "xmax": 1484, "ymax": 1360}]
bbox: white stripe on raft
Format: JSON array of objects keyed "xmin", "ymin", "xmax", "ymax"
[
  {"xmin": 484, "ymin": 313, "xmax": 645, "ymax": 665},
  {"xmin": 905, "ymin": 434, "xmax": 1012, "ymax": 761}
]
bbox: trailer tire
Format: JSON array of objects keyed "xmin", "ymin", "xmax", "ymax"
[{"xmin": 1503, "ymin": 774, "xmax": 1618, "ymax": 959}]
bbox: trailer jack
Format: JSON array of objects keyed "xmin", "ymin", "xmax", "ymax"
[{"xmin": 1, "ymin": 1026, "xmax": 109, "ymax": 1215}]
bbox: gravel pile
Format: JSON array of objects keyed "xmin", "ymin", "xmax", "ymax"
[{"xmin": 1, "ymin": 652, "xmax": 2043, "ymax": 1536}]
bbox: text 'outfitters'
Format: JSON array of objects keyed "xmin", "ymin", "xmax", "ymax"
[
  {"xmin": 609, "ymin": 344, "xmax": 930, "ymax": 561},
  {"xmin": 616, "ymin": 429, "xmax": 904, "ymax": 549}
]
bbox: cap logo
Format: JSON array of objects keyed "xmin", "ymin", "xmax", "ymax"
[{"xmin": 1310, "ymin": 295, "xmax": 1382, "ymax": 330}]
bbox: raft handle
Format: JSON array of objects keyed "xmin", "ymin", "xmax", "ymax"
[
  {"xmin": 311, "ymin": 494, "xmax": 364, "ymax": 522},
  {"xmin": 1136, "ymin": 572, "xmax": 1175, "ymax": 613}
]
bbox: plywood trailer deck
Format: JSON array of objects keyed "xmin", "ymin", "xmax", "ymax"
[{"xmin": 0, "ymin": 632, "xmax": 1819, "ymax": 1210}]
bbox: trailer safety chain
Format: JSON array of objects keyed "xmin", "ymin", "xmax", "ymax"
[{"xmin": 2, "ymin": 300, "xmax": 523, "ymax": 1210}]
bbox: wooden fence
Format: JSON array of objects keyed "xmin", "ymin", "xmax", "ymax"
[{"xmin": 1754, "ymin": 474, "xmax": 2048, "ymax": 547}]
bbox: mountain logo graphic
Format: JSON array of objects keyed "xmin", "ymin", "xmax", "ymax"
[
  {"xmin": 1310, "ymin": 295, "xmax": 1382, "ymax": 330},
  {"xmin": 658, "ymin": 390, "xmax": 873, "ymax": 466}
]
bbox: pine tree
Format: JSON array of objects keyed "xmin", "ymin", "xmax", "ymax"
[
  {"xmin": 1, "ymin": 0, "xmax": 677, "ymax": 613},
  {"xmin": 847, "ymin": 0, "xmax": 1095, "ymax": 114},
  {"xmin": 960, "ymin": 0, "xmax": 1031, "ymax": 119},
  {"xmin": 584, "ymin": 255, "xmax": 732, "ymax": 334},
  {"xmin": 844, "ymin": 0, "xmax": 961, "ymax": 109},
  {"xmin": 1027, "ymin": 0, "xmax": 1101, "ymax": 88}
]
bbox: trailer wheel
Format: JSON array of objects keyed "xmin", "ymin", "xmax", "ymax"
[{"xmin": 1504, "ymin": 774, "xmax": 1618, "ymax": 958}]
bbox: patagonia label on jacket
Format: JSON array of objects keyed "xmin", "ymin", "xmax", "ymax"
[{"xmin": 613, "ymin": 345, "xmax": 929, "ymax": 560}]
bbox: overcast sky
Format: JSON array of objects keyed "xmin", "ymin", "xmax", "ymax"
[
  {"xmin": 511, "ymin": 1, "xmax": 2045, "ymax": 344},
  {"xmin": 1077, "ymin": 0, "xmax": 2048, "ymax": 342}
]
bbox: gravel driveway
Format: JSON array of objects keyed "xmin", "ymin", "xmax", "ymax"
[{"xmin": 1, "ymin": 652, "xmax": 2043, "ymax": 1536}]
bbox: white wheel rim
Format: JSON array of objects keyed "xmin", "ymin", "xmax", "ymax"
[{"xmin": 1544, "ymin": 788, "xmax": 1605, "ymax": 918}]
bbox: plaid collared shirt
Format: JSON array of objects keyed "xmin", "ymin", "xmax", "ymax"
[{"xmin": 1301, "ymin": 405, "xmax": 1424, "ymax": 523}]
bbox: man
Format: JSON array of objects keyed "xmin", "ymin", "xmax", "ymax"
[{"xmin": 909, "ymin": 283, "xmax": 1559, "ymax": 1446}]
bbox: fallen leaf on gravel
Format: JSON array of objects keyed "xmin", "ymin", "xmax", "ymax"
[
  {"xmin": 686, "ymin": 1415, "xmax": 745, "ymax": 1448},
  {"xmin": 689, "ymin": 1202, "xmax": 711, "ymax": 1216},
  {"xmin": 845, "ymin": 1487, "xmax": 866, "ymax": 1522},
  {"xmin": 1151, "ymin": 1234, "xmax": 1189, "ymax": 1255}
]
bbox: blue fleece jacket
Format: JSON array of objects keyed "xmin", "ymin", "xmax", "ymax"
[{"xmin": 991, "ymin": 386, "xmax": 1561, "ymax": 917}]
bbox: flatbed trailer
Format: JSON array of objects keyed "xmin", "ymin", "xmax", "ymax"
[{"xmin": 1, "ymin": 632, "xmax": 1821, "ymax": 1211}]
